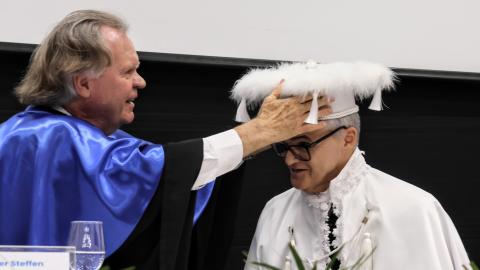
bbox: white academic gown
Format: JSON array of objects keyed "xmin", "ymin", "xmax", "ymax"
[{"xmin": 245, "ymin": 149, "xmax": 471, "ymax": 270}]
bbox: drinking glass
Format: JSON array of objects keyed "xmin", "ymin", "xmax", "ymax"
[{"xmin": 68, "ymin": 221, "xmax": 105, "ymax": 270}]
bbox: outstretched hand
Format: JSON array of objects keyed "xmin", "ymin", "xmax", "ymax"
[{"xmin": 235, "ymin": 80, "xmax": 332, "ymax": 157}]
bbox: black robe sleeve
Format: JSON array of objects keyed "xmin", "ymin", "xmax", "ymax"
[
  {"xmin": 188, "ymin": 164, "xmax": 246, "ymax": 270},
  {"xmin": 104, "ymin": 138, "xmax": 203, "ymax": 270}
]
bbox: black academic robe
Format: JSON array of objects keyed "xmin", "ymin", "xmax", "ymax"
[
  {"xmin": 105, "ymin": 139, "xmax": 245, "ymax": 270},
  {"xmin": 105, "ymin": 139, "xmax": 204, "ymax": 270}
]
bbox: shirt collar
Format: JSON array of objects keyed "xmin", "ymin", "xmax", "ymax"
[{"xmin": 51, "ymin": 106, "xmax": 72, "ymax": 116}]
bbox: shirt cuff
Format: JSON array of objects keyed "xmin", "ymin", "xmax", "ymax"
[{"xmin": 192, "ymin": 129, "xmax": 243, "ymax": 190}]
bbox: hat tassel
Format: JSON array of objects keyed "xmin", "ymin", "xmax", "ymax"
[
  {"xmin": 235, "ymin": 98, "xmax": 251, "ymax": 122},
  {"xmin": 368, "ymin": 88, "xmax": 383, "ymax": 111},
  {"xmin": 304, "ymin": 92, "xmax": 319, "ymax": 124}
]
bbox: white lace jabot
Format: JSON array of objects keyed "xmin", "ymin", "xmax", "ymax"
[{"xmin": 301, "ymin": 148, "xmax": 369, "ymax": 258}]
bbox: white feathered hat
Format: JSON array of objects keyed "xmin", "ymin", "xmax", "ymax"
[{"xmin": 231, "ymin": 60, "xmax": 396, "ymax": 124}]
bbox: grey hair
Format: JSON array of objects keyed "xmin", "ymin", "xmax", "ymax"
[
  {"xmin": 324, "ymin": 113, "xmax": 361, "ymax": 143},
  {"xmin": 15, "ymin": 10, "xmax": 128, "ymax": 106}
]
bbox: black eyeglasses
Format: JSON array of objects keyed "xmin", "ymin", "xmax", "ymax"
[{"xmin": 272, "ymin": 126, "xmax": 347, "ymax": 161}]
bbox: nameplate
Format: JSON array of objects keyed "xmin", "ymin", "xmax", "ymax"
[{"xmin": 0, "ymin": 246, "xmax": 74, "ymax": 270}]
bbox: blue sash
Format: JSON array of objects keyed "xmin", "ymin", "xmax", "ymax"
[{"xmin": 0, "ymin": 107, "xmax": 213, "ymax": 255}]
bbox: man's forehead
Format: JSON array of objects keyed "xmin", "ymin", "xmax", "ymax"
[
  {"xmin": 287, "ymin": 134, "xmax": 316, "ymax": 143},
  {"xmin": 100, "ymin": 26, "xmax": 123, "ymax": 42},
  {"xmin": 288, "ymin": 128, "xmax": 332, "ymax": 142},
  {"xmin": 100, "ymin": 26, "xmax": 135, "ymax": 52},
  {"xmin": 99, "ymin": 26, "xmax": 139, "ymax": 65}
]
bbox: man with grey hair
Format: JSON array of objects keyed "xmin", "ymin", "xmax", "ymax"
[
  {"xmin": 232, "ymin": 62, "xmax": 471, "ymax": 270},
  {"xmin": 0, "ymin": 9, "xmax": 332, "ymax": 270},
  {"xmin": 246, "ymin": 111, "xmax": 471, "ymax": 270}
]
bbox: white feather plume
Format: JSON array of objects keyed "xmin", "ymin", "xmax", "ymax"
[{"xmin": 231, "ymin": 61, "xmax": 395, "ymax": 106}]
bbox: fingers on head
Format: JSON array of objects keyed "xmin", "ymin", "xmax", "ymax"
[
  {"xmin": 302, "ymin": 121, "xmax": 327, "ymax": 133},
  {"xmin": 318, "ymin": 105, "xmax": 333, "ymax": 117},
  {"xmin": 272, "ymin": 79, "xmax": 285, "ymax": 97},
  {"xmin": 298, "ymin": 94, "xmax": 331, "ymax": 104}
]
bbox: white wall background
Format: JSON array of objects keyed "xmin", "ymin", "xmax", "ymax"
[{"xmin": 1, "ymin": 0, "xmax": 479, "ymax": 73}]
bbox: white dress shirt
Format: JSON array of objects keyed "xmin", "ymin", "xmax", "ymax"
[{"xmin": 193, "ymin": 129, "xmax": 243, "ymax": 189}]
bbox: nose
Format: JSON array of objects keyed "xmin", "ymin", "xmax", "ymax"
[
  {"xmin": 134, "ymin": 72, "xmax": 147, "ymax": 89},
  {"xmin": 284, "ymin": 150, "xmax": 297, "ymax": 166}
]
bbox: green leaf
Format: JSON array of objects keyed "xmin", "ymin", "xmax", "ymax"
[
  {"xmin": 350, "ymin": 246, "xmax": 376, "ymax": 270},
  {"xmin": 350, "ymin": 254, "xmax": 365, "ymax": 270},
  {"xmin": 242, "ymin": 250, "xmax": 250, "ymax": 264},
  {"xmin": 289, "ymin": 243, "xmax": 306, "ymax": 270},
  {"xmin": 325, "ymin": 252, "xmax": 339, "ymax": 270},
  {"xmin": 471, "ymin": 261, "xmax": 480, "ymax": 270}
]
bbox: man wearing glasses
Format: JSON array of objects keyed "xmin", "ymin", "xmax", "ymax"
[{"xmin": 232, "ymin": 61, "xmax": 472, "ymax": 270}]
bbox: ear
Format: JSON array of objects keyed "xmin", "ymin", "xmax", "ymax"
[
  {"xmin": 72, "ymin": 73, "xmax": 93, "ymax": 98},
  {"xmin": 343, "ymin": 127, "xmax": 358, "ymax": 149}
]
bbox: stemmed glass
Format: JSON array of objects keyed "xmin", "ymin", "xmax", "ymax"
[{"xmin": 68, "ymin": 221, "xmax": 105, "ymax": 270}]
